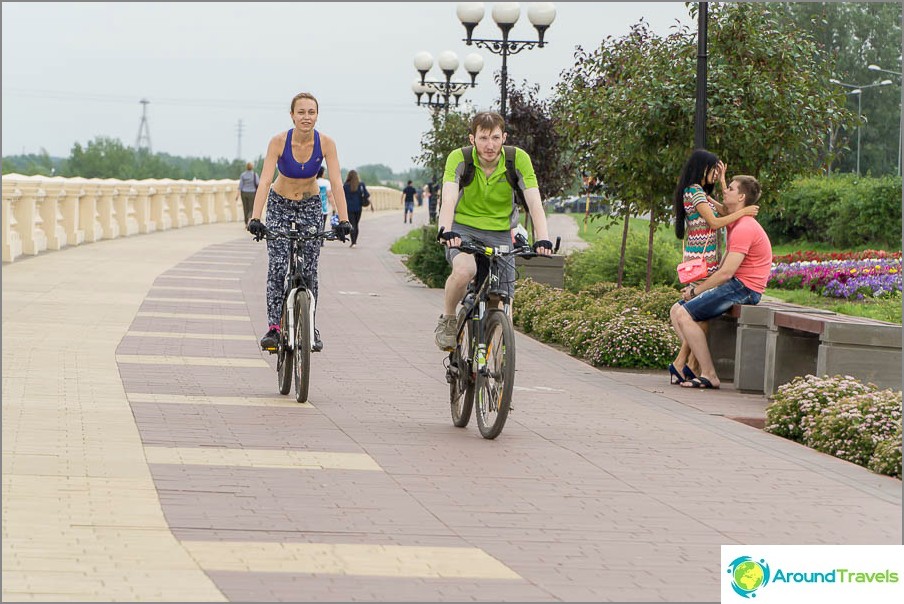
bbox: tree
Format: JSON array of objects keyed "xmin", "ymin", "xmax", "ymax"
[
  {"xmin": 66, "ymin": 137, "xmax": 137, "ymax": 179},
  {"xmin": 769, "ymin": 2, "xmax": 902, "ymax": 175},
  {"xmin": 503, "ymin": 79, "xmax": 572, "ymax": 201},
  {"xmin": 414, "ymin": 109, "xmax": 475, "ymax": 213},
  {"xmin": 554, "ymin": 4, "xmax": 854, "ymax": 289}
]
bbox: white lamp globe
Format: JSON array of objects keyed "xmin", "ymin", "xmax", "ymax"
[
  {"xmin": 492, "ymin": 2, "xmax": 521, "ymax": 26},
  {"xmin": 457, "ymin": 2, "xmax": 485, "ymax": 25},
  {"xmin": 438, "ymin": 51, "xmax": 460, "ymax": 73},
  {"xmin": 464, "ymin": 53, "xmax": 484, "ymax": 75},
  {"xmin": 527, "ymin": 2, "xmax": 556, "ymax": 26},
  {"xmin": 413, "ymin": 51, "xmax": 434, "ymax": 73}
]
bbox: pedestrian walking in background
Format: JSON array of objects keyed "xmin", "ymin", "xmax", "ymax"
[
  {"xmin": 343, "ymin": 170, "xmax": 370, "ymax": 247},
  {"xmin": 237, "ymin": 161, "xmax": 259, "ymax": 225},
  {"xmin": 401, "ymin": 180, "xmax": 417, "ymax": 224},
  {"xmin": 427, "ymin": 177, "xmax": 438, "ymax": 224}
]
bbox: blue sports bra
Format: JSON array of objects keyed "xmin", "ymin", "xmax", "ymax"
[{"xmin": 277, "ymin": 129, "xmax": 323, "ymax": 179}]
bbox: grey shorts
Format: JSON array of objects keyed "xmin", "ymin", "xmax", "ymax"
[{"xmin": 445, "ymin": 222, "xmax": 516, "ymax": 298}]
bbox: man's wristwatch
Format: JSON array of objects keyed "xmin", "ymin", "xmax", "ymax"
[{"xmin": 690, "ymin": 286, "xmax": 697, "ymax": 298}]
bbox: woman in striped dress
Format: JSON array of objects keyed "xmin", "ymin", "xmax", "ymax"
[{"xmin": 669, "ymin": 149, "xmax": 758, "ymax": 384}]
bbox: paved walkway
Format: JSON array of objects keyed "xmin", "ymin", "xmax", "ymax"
[{"xmin": 3, "ymin": 203, "xmax": 901, "ymax": 602}]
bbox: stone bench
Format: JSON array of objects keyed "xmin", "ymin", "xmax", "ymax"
[
  {"xmin": 708, "ymin": 301, "xmax": 902, "ymax": 396},
  {"xmin": 764, "ymin": 310, "xmax": 902, "ymax": 396}
]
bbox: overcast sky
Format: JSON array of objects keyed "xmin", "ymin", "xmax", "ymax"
[{"xmin": 2, "ymin": 2, "xmax": 694, "ymax": 173}]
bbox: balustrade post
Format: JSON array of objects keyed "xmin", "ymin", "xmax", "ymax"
[
  {"xmin": 115, "ymin": 183, "xmax": 140, "ymax": 236},
  {"xmin": 2, "ymin": 180, "xmax": 24, "ymax": 262},
  {"xmin": 14, "ymin": 180, "xmax": 48, "ymax": 255},
  {"xmin": 129, "ymin": 181, "xmax": 156, "ymax": 234},
  {"xmin": 59, "ymin": 180, "xmax": 85, "ymax": 246},
  {"xmin": 96, "ymin": 180, "xmax": 121, "ymax": 240},
  {"xmin": 37, "ymin": 177, "xmax": 68, "ymax": 251}
]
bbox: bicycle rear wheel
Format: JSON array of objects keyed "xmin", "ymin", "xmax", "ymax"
[
  {"xmin": 276, "ymin": 299, "xmax": 293, "ymax": 395},
  {"xmin": 475, "ymin": 309, "xmax": 515, "ymax": 439},
  {"xmin": 450, "ymin": 317, "xmax": 475, "ymax": 428},
  {"xmin": 293, "ymin": 291, "xmax": 312, "ymax": 403}
]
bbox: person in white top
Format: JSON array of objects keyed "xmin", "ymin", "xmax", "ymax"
[{"xmin": 316, "ymin": 166, "xmax": 335, "ymax": 245}]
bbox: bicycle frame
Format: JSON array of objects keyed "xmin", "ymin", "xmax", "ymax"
[{"xmin": 265, "ymin": 222, "xmax": 336, "ymax": 353}]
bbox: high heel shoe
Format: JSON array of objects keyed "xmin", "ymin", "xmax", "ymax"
[
  {"xmin": 682, "ymin": 366, "xmax": 698, "ymax": 381},
  {"xmin": 668, "ymin": 363, "xmax": 686, "ymax": 385}
]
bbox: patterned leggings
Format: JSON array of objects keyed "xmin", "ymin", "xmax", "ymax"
[{"xmin": 265, "ymin": 189, "xmax": 322, "ymax": 327}]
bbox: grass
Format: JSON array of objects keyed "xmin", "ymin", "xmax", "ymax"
[
  {"xmin": 765, "ymin": 289, "xmax": 902, "ymax": 323},
  {"xmin": 569, "ymin": 213, "xmax": 684, "ymax": 253},
  {"xmin": 390, "ymin": 227, "xmax": 423, "ymax": 255}
]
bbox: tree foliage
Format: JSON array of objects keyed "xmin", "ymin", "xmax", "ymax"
[
  {"xmin": 502, "ymin": 79, "xmax": 572, "ymax": 200},
  {"xmin": 768, "ymin": 2, "xmax": 902, "ymax": 176},
  {"xmin": 553, "ymin": 3, "xmax": 855, "ymax": 288},
  {"xmin": 413, "ymin": 109, "xmax": 475, "ymax": 183}
]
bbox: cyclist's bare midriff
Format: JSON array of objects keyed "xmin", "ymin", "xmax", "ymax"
[{"xmin": 272, "ymin": 174, "xmax": 319, "ymax": 201}]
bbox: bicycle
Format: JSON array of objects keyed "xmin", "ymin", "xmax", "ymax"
[
  {"xmin": 441, "ymin": 229, "xmax": 560, "ymax": 439},
  {"xmin": 256, "ymin": 222, "xmax": 338, "ymax": 403}
]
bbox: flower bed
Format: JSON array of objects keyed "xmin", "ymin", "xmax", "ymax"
[
  {"xmin": 769, "ymin": 257, "xmax": 902, "ymax": 300},
  {"xmin": 773, "ymin": 249, "xmax": 902, "ymax": 264},
  {"xmin": 764, "ymin": 374, "xmax": 902, "ymax": 478}
]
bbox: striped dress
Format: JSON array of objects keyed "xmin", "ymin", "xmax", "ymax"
[{"xmin": 682, "ymin": 185, "xmax": 721, "ymax": 275}]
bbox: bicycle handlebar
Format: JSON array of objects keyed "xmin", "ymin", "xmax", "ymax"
[
  {"xmin": 260, "ymin": 226, "xmax": 339, "ymax": 242},
  {"xmin": 437, "ymin": 227, "xmax": 561, "ymax": 257}
]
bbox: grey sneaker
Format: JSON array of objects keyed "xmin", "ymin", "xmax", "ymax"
[{"xmin": 434, "ymin": 314, "xmax": 458, "ymax": 351}]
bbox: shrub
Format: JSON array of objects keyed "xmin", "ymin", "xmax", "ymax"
[
  {"xmin": 764, "ymin": 374, "xmax": 877, "ymax": 442},
  {"xmin": 578, "ymin": 281, "xmax": 621, "ymax": 298},
  {"xmin": 762, "ymin": 175, "xmax": 903, "ymax": 247},
  {"xmin": 513, "ymin": 282, "xmax": 562, "ymax": 333},
  {"xmin": 638, "ymin": 285, "xmax": 681, "ymax": 322},
  {"xmin": 808, "ymin": 390, "xmax": 902, "ymax": 468},
  {"xmin": 560, "ymin": 306, "xmax": 618, "ymax": 357},
  {"xmin": 868, "ymin": 425, "xmax": 903, "ymax": 479},
  {"xmin": 404, "ymin": 225, "xmax": 450, "ymax": 288},
  {"xmin": 583, "ymin": 308, "xmax": 681, "ymax": 368},
  {"xmin": 564, "ymin": 233, "xmax": 682, "ymax": 292}
]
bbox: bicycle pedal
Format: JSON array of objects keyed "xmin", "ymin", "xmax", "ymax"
[{"xmin": 262, "ymin": 346, "xmax": 278, "ymax": 353}]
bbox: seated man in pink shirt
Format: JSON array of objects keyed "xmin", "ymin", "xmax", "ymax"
[{"xmin": 669, "ymin": 174, "xmax": 772, "ymax": 389}]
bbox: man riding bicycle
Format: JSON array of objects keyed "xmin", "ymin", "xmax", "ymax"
[{"xmin": 435, "ymin": 111, "xmax": 553, "ymax": 351}]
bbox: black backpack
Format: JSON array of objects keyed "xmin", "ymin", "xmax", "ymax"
[{"xmin": 458, "ymin": 145, "xmax": 527, "ymax": 210}]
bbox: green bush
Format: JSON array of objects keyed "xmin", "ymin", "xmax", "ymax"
[
  {"xmin": 808, "ymin": 389, "xmax": 903, "ymax": 468},
  {"xmin": 564, "ymin": 232, "xmax": 682, "ymax": 292},
  {"xmin": 762, "ymin": 175, "xmax": 903, "ymax": 247},
  {"xmin": 404, "ymin": 225, "xmax": 450, "ymax": 288},
  {"xmin": 868, "ymin": 426, "xmax": 903, "ymax": 479},
  {"xmin": 583, "ymin": 308, "xmax": 680, "ymax": 368},
  {"xmin": 639, "ymin": 286, "xmax": 682, "ymax": 322},
  {"xmin": 764, "ymin": 374, "xmax": 877, "ymax": 443},
  {"xmin": 577, "ymin": 281, "xmax": 621, "ymax": 298}
]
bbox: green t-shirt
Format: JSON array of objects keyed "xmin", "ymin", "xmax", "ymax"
[{"xmin": 442, "ymin": 146, "xmax": 538, "ymax": 231}]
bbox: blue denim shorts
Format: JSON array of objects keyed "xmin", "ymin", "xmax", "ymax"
[{"xmin": 679, "ymin": 277, "xmax": 761, "ymax": 321}]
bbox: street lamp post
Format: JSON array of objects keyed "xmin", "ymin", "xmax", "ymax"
[
  {"xmin": 457, "ymin": 2, "xmax": 556, "ymax": 119},
  {"xmin": 868, "ymin": 64, "xmax": 902, "ymax": 176},
  {"xmin": 829, "ymin": 78, "xmax": 893, "ymax": 175},
  {"xmin": 413, "ymin": 50, "xmax": 483, "ymax": 113}
]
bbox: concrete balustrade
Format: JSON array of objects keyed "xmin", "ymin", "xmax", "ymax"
[
  {"xmin": 1, "ymin": 174, "xmax": 240, "ymax": 263},
  {"xmin": 1, "ymin": 174, "xmax": 403, "ymax": 263},
  {"xmin": 366, "ymin": 186, "xmax": 401, "ymax": 212}
]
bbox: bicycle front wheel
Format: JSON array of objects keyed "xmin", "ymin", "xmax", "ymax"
[
  {"xmin": 293, "ymin": 291, "xmax": 312, "ymax": 403},
  {"xmin": 276, "ymin": 299, "xmax": 293, "ymax": 395},
  {"xmin": 475, "ymin": 309, "xmax": 515, "ymax": 439},
  {"xmin": 450, "ymin": 317, "xmax": 475, "ymax": 428}
]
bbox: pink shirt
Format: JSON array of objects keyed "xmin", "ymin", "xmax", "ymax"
[{"xmin": 726, "ymin": 216, "xmax": 772, "ymax": 293}]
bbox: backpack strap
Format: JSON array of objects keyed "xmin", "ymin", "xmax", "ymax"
[
  {"xmin": 503, "ymin": 145, "xmax": 527, "ymax": 209},
  {"xmin": 459, "ymin": 146, "xmax": 476, "ymax": 189}
]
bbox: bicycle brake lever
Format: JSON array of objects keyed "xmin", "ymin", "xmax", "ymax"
[{"xmin": 554, "ymin": 236, "xmax": 561, "ymax": 254}]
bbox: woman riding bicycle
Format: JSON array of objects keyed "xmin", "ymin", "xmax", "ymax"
[
  {"xmin": 434, "ymin": 111, "xmax": 553, "ymax": 351},
  {"xmin": 247, "ymin": 92, "xmax": 353, "ymax": 353}
]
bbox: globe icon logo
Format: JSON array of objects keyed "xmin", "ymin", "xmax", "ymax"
[{"xmin": 727, "ymin": 556, "xmax": 771, "ymax": 598}]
